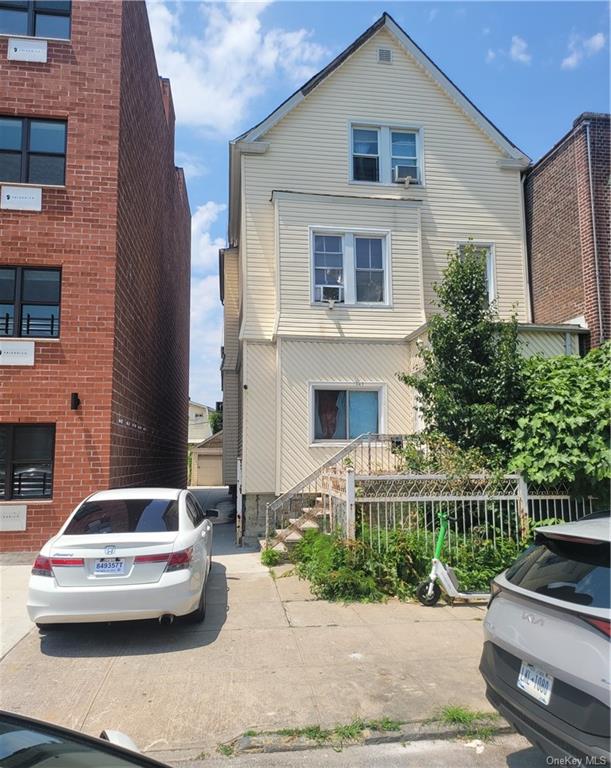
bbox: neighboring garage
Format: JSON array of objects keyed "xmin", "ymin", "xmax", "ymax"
[{"xmin": 191, "ymin": 431, "xmax": 223, "ymax": 486}]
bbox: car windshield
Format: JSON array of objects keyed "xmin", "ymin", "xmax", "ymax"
[
  {"xmin": 505, "ymin": 534, "xmax": 610, "ymax": 609},
  {"xmin": 0, "ymin": 718, "xmax": 162, "ymax": 767},
  {"xmin": 63, "ymin": 499, "xmax": 179, "ymax": 535}
]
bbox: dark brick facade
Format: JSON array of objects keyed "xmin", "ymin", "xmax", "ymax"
[
  {"xmin": 525, "ymin": 113, "xmax": 610, "ymax": 348},
  {"xmin": 0, "ymin": 1, "xmax": 190, "ymax": 551}
]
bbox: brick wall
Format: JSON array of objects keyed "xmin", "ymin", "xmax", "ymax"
[
  {"xmin": 0, "ymin": 2, "xmax": 123, "ymax": 551},
  {"xmin": 0, "ymin": 1, "xmax": 190, "ymax": 551},
  {"xmin": 526, "ymin": 114, "xmax": 610, "ymax": 347},
  {"xmin": 109, "ymin": 1, "xmax": 190, "ymax": 488}
]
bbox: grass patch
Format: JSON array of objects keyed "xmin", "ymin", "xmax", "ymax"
[
  {"xmin": 242, "ymin": 717, "xmax": 406, "ymax": 747},
  {"xmin": 216, "ymin": 743, "xmax": 234, "ymax": 757},
  {"xmin": 436, "ymin": 705, "xmax": 499, "ymax": 741},
  {"xmin": 261, "ymin": 548, "xmax": 283, "ymax": 567}
]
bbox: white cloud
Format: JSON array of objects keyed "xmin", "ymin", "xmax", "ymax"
[
  {"xmin": 428, "ymin": 8, "xmax": 438, "ymax": 23},
  {"xmin": 191, "ymin": 201, "xmax": 226, "ymax": 272},
  {"xmin": 147, "ymin": 0, "xmax": 329, "ymax": 136},
  {"xmin": 176, "ymin": 151, "xmax": 208, "ymax": 180},
  {"xmin": 485, "ymin": 48, "xmax": 496, "ymax": 63},
  {"xmin": 509, "ymin": 35, "xmax": 531, "ymax": 64},
  {"xmin": 561, "ymin": 32, "xmax": 607, "ymax": 70},
  {"xmin": 482, "ymin": 26, "xmax": 491, "ymax": 36}
]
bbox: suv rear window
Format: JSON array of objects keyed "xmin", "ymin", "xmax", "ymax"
[
  {"xmin": 505, "ymin": 534, "xmax": 610, "ymax": 609},
  {"xmin": 64, "ymin": 499, "xmax": 179, "ymax": 535}
]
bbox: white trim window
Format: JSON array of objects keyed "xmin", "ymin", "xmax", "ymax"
[
  {"xmin": 457, "ymin": 241, "xmax": 496, "ymax": 304},
  {"xmin": 351, "ymin": 124, "xmax": 422, "ymax": 185},
  {"xmin": 311, "ymin": 229, "xmax": 390, "ymax": 305},
  {"xmin": 312, "ymin": 386, "xmax": 381, "ymax": 442}
]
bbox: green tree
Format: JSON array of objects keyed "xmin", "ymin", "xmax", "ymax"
[
  {"xmin": 209, "ymin": 410, "xmax": 223, "ymax": 434},
  {"xmin": 399, "ymin": 243, "xmax": 525, "ymax": 463},
  {"xmin": 510, "ymin": 344, "xmax": 611, "ymax": 489}
]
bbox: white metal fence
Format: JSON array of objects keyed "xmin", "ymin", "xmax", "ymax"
[{"xmin": 265, "ymin": 435, "xmax": 596, "ymax": 549}]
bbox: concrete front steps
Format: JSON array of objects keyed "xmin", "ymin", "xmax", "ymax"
[{"xmin": 261, "ymin": 497, "xmax": 328, "ymax": 552}]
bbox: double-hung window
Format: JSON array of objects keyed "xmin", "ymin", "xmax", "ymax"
[
  {"xmin": 351, "ymin": 124, "xmax": 422, "ymax": 184},
  {"xmin": 313, "ymin": 388, "xmax": 380, "ymax": 441},
  {"xmin": 0, "ymin": 117, "xmax": 67, "ymax": 185},
  {"xmin": 0, "ymin": 424, "xmax": 55, "ymax": 499},
  {"xmin": 312, "ymin": 230, "xmax": 388, "ymax": 305},
  {"xmin": 0, "ymin": 266, "xmax": 61, "ymax": 337},
  {"xmin": 457, "ymin": 242, "xmax": 495, "ymax": 304},
  {"xmin": 0, "ymin": 1, "xmax": 71, "ymax": 39}
]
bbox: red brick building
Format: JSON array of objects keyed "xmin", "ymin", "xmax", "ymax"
[
  {"xmin": 525, "ymin": 113, "xmax": 610, "ymax": 349},
  {"xmin": 0, "ymin": 1, "xmax": 190, "ymax": 551}
]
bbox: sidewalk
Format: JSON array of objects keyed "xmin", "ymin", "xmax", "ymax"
[
  {"xmin": 0, "ymin": 555, "xmax": 35, "ymax": 659},
  {"xmin": 0, "ymin": 525, "xmax": 492, "ymax": 763}
]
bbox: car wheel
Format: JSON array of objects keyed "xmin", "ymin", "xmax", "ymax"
[
  {"xmin": 417, "ymin": 581, "xmax": 441, "ymax": 606},
  {"xmin": 185, "ymin": 581, "xmax": 207, "ymax": 624}
]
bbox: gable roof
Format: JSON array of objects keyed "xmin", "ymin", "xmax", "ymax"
[
  {"xmin": 228, "ymin": 12, "xmax": 529, "ymax": 244},
  {"xmin": 194, "ymin": 430, "xmax": 222, "ymax": 450}
]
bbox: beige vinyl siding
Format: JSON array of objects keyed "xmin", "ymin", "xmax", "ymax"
[
  {"xmin": 277, "ymin": 339, "xmax": 414, "ymax": 492},
  {"xmin": 242, "ymin": 341, "xmax": 276, "ymax": 493},
  {"xmin": 241, "ymin": 27, "xmax": 528, "ymax": 340},
  {"xmin": 275, "ymin": 193, "xmax": 424, "ymax": 337},
  {"xmin": 222, "ymin": 247, "xmax": 241, "ymax": 485},
  {"xmin": 520, "ymin": 329, "xmax": 580, "ymax": 357}
]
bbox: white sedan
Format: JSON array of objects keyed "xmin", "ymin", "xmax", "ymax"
[{"xmin": 27, "ymin": 488, "xmax": 214, "ymax": 627}]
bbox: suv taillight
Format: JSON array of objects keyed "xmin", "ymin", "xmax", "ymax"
[
  {"xmin": 32, "ymin": 555, "xmax": 52, "ymax": 577},
  {"xmin": 165, "ymin": 548, "xmax": 192, "ymax": 572}
]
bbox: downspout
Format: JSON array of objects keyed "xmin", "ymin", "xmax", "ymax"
[
  {"xmin": 521, "ymin": 172, "xmax": 533, "ymax": 323},
  {"xmin": 583, "ymin": 121, "xmax": 604, "ymax": 343}
]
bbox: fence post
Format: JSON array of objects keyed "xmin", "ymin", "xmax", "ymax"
[
  {"xmin": 517, "ymin": 475, "xmax": 529, "ymax": 540},
  {"xmin": 265, "ymin": 502, "xmax": 270, "ymax": 542},
  {"xmin": 346, "ymin": 467, "xmax": 356, "ymax": 541}
]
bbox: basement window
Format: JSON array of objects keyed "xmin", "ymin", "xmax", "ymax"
[
  {"xmin": 0, "ymin": 424, "xmax": 55, "ymax": 500},
  {"xmin": 0, "ymin": 116, "xmax": 67, "ymax": 185},
  {"xmin": 0, "ymin": 0, "xmax": 71, "ymax": 40}
]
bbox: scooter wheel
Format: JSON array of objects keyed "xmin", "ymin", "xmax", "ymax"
[{"xmin": 417, "ymin": 581, "xmax": 441, "ymax": 606}]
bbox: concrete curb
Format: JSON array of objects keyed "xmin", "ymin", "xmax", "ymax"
[{"xmin": 227, "ymin": 718, "xmax": 514, "ymax": 756}]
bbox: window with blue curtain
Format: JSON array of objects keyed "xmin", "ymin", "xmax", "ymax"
[{"xmin": 314, "ymin": 389, "xmax": 378, "ymax": 440}]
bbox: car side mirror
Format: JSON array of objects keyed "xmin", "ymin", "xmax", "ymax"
[{"xmin": 206, "ymin": 509, "xmax": 219, "ymax": 518}]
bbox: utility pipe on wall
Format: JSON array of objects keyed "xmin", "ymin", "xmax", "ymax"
[{"xmin": 583, "ymin": 120, "xmax": 604, "ymax": 344}]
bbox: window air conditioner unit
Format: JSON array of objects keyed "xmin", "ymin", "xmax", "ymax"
[
  {"xmin": 393, "ymin": 165, "xmax": 417, "ymax": 184},
  {"xmin": 319, "ymin": 285, "xmax": 343, "ymax": 303}
]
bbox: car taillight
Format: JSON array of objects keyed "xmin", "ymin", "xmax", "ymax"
[
  {"xmin": 50, "ymin": 558, "xmax": 85, "ymax": 567},
  {"xmin": 582, "ymin": 617, "xmax": 611, "ymax": 638},
  {"xmin": 134, "ymin": 553, "xmax": 170, "ymax": 564},
  {"xmin": 165, "ymin": 548, "xmax": 192, "ymax": 572},
  {"xmin": 32, "ymin": 555, "xmax": 52, "ymax": 577}
]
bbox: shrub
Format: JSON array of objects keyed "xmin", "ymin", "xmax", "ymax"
[
  {"xmin": 261, "ymin": 547, "xmax": 282, "ymax": 567},
  {"xmin": 510, "ymin": 344, "xmax": 611, "ymax": 491}
]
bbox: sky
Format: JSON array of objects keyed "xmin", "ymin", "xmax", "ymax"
[{"xmin": 145, "ymin": 0, "xmax": 610, "ymax": 408}]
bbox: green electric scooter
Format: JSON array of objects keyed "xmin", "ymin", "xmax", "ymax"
[{"xmin": 416, "ymin": 509, "xmax": 489, "ymax": 606}]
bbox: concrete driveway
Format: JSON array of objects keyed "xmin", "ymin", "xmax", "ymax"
[{"xmin": 0, "ymin": 525, "xmax": 497, "ymax": 764}]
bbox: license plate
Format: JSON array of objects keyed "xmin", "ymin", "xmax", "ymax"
[
  {"xmin": 517, "ymin": 661, "xmax": 553, "ymax": 705},
  {"xmin": 94, "ymin": 558, "xmax": 125, "ymax": 575}
]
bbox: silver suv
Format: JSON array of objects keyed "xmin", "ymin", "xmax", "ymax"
[{"xmin": 480, "ymin": 514, "xmax": 610, "ymax": 764}]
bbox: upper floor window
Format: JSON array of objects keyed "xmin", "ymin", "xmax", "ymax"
[
  {"xmin": 0, "ymin": 1, "xmax": 71, "ymax": 39},
  {"xmin": 351, "ymin": 124, "xmax": 422, "ymax": 185},
  {"xmin": 312, "ymin": 230, "xmax": 389, "ymax": 306},
  {"xmin": 0, "ymin": 117, "xmax": 67, "ymax": 185},
  {"xmin": 0, "ymin": 266, "xmax": 61, "ymax": 337},
  {"xmin": 0, "ymin": 424, "xmax": 55, "ymax": 500},
  {"xmin": 457, "ymin": 242, "xmax": 495, "ymax": 304}
]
